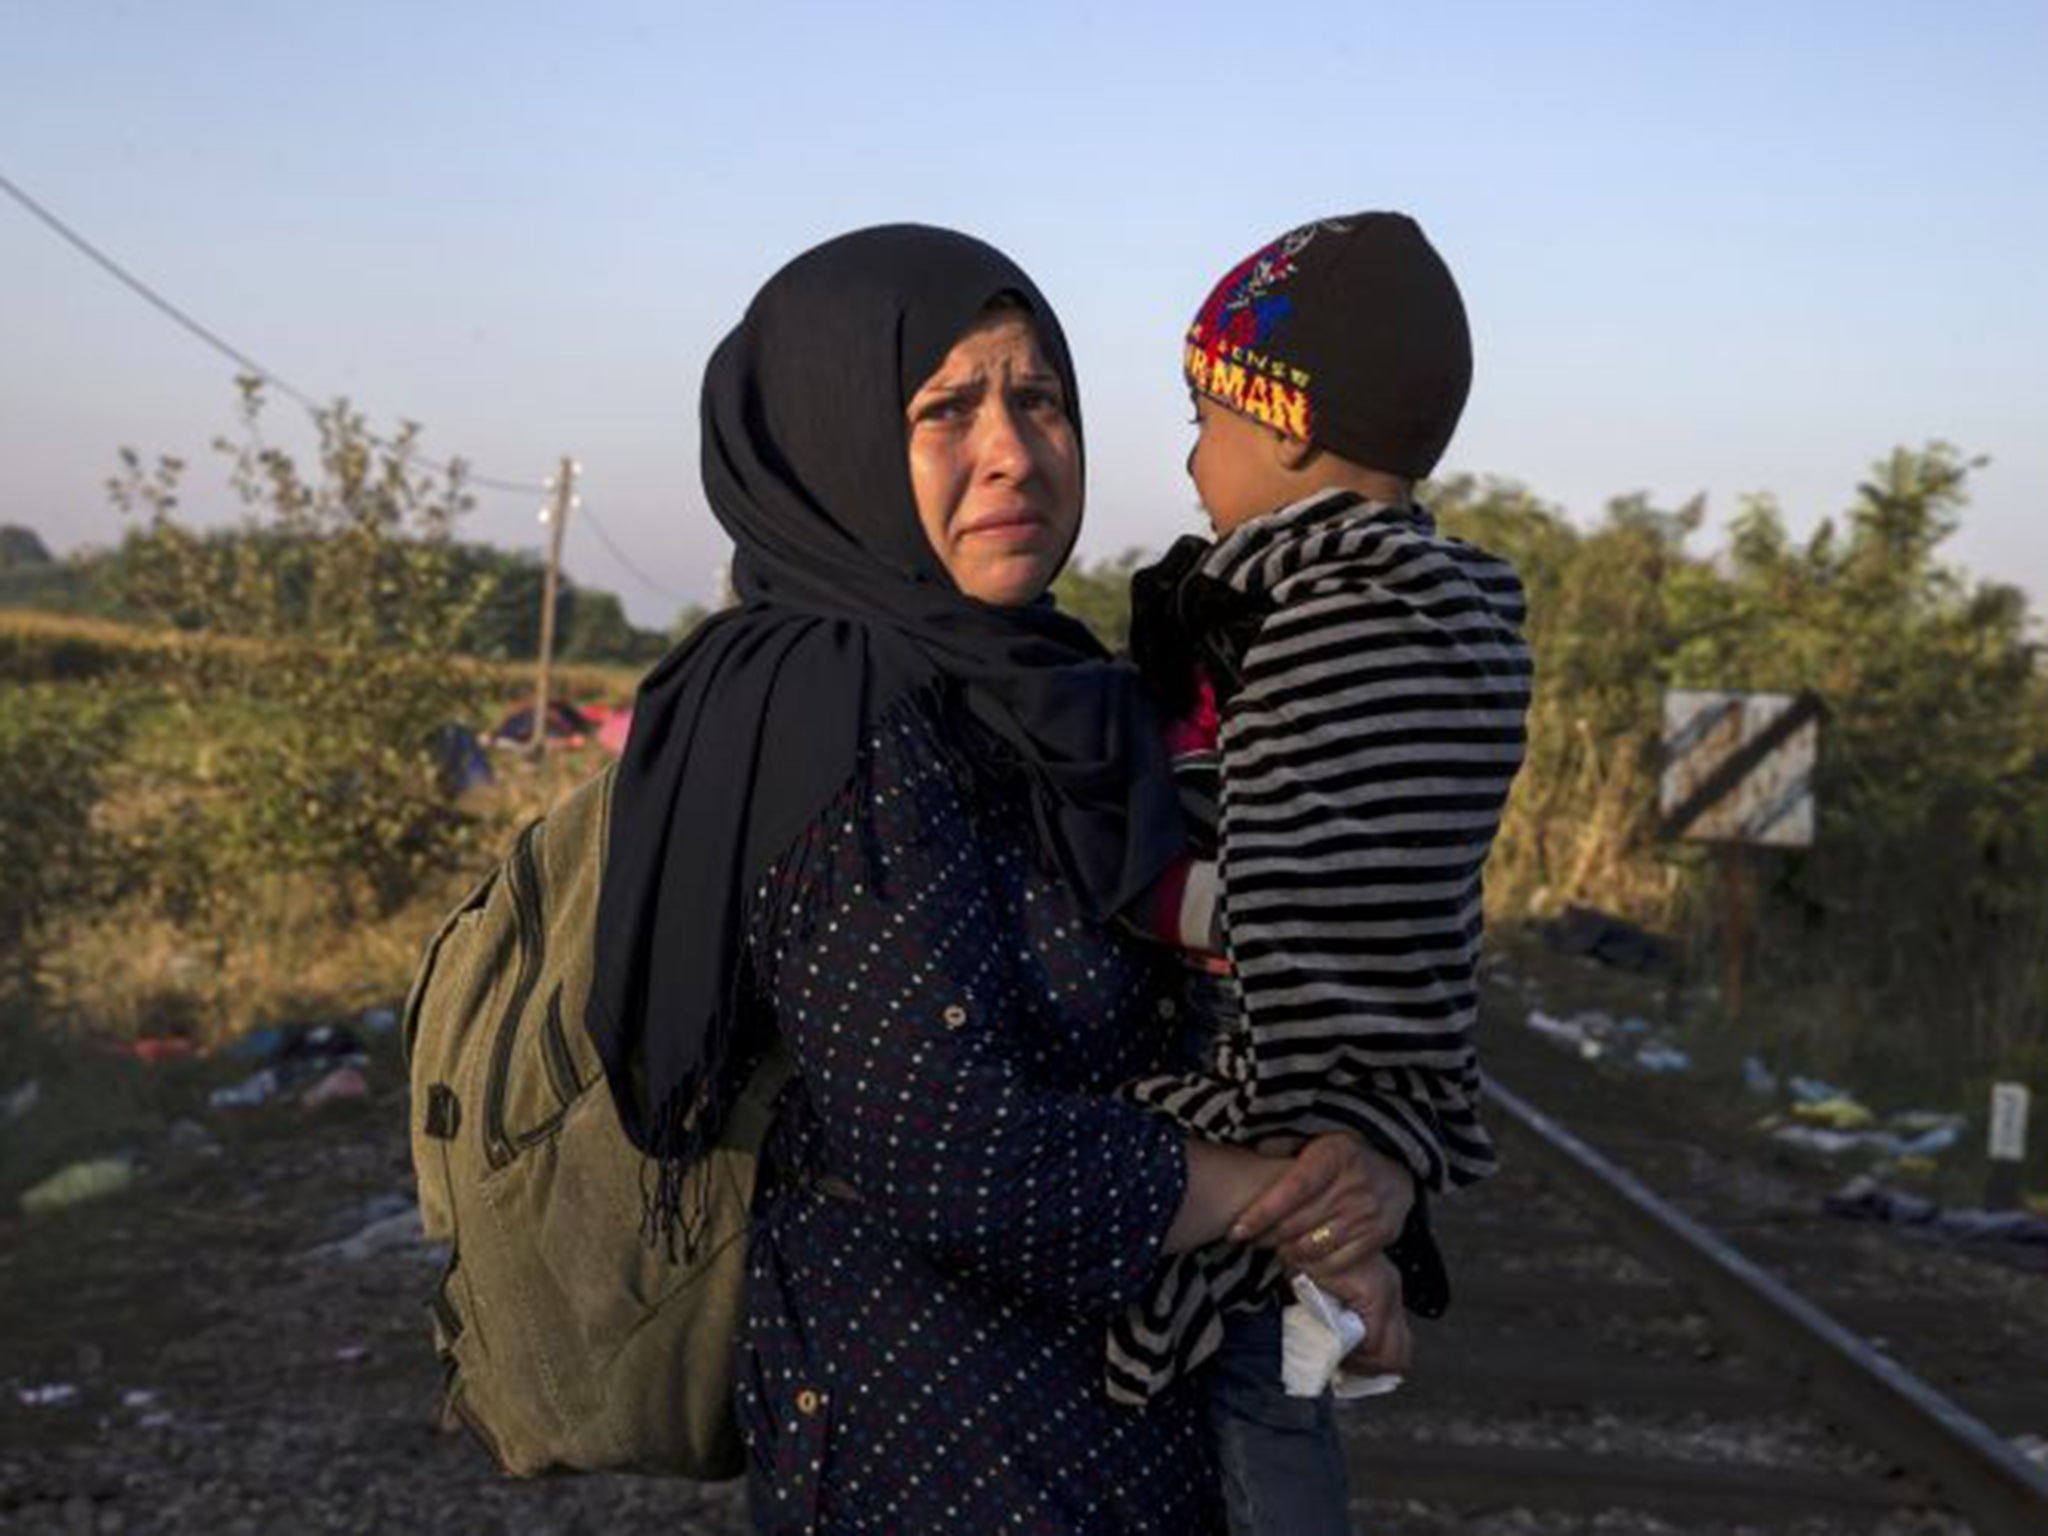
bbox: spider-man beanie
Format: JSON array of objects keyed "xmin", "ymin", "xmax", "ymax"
[{"xmin": 1184, "ymin": 212, "xmax": 1471, "ymax": 479}]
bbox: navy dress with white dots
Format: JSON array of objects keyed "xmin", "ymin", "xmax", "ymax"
[{"xmin": 735, "ymin": 695, "xmax": 1224, "ymax": 1535}]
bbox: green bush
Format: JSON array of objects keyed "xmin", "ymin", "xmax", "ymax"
[
  {"xmin": 0, "ymin": 684, "xmax": 126, "ymax": 983},
  {"xmin": 1436, "ymin": 446, "xmax": 2048, "ymax": 1091},
  {"xmin": 107, "ymin": 380, "xmax": 495, "ymax": 923},
  {"xmin": 1053, "ymin": 547, "xmax": 1150, "ymax": 654},
  {"xmin": 0, "ymin": 613, "xmax": 167, "ymax": 684}
]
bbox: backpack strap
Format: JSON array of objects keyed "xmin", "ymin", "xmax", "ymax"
[{"xmin": 713, "ymin": 1047, "xmax": 794, "ymax": 1152}]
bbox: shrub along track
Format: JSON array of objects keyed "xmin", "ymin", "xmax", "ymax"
[{"xmin": 1343, "ymin": 1007, "xmax": 2048, "ymax": 1535}]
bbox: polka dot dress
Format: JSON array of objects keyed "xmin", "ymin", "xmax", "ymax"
[{"xmin": 735, "ymin": 697, "xmax": 1225, "ymax": 1535}]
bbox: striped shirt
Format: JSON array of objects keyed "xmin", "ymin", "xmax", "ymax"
[{"xmin": 1108, "ymin": 489, "xmax": 1531, "ymax": 1403}]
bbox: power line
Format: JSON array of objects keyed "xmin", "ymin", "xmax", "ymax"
[
  {"xmin": 0, "ymin": 167, "xmax": 542, "ymax": 496},
  {"xmin": 576, "ymin": 502, "xmax": 697, "ymax": 606},
  {"xmin": 3, "ymin": 166, "xmax": 702, "ymax": 605}
]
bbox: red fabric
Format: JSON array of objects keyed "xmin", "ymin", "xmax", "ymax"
[
  {"xmin": 1162, "ymin": 669, "xmax": 1220, "ymax": 760},
  {"xmin": 1145, "ymin": 857, "xmax": 1194, "ymax": 940}
]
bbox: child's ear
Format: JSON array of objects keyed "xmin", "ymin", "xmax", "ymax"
[{"xmin": 1272, "ymin": 433, "xmax": 1320, "ymax": 473}]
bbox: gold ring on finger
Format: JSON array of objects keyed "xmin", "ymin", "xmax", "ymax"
[{"xmin": 1306, "ymin": 1222, "xmax": 1338, "ymax": 1253}]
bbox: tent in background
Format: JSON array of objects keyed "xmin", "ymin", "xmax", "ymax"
[
  {"xmin": 597, "ymin": 707, "xmax": 633, "ymax": 756},
  {"xmin": 488, "ymin": 700, "xmax": 594, "ymax": 748}
]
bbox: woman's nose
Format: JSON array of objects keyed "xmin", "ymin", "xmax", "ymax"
[{"xmin": 976, "ymin": 400, "xmax": 1033, "ymax": 478}]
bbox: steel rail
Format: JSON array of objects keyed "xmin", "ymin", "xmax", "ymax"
[{"xmin": 1487, "ymin": 1074, "xmax": 2048, "ymax": 1536}]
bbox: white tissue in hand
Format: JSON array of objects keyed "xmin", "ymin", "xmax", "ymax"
[
  {"xmin": 1280, "ymin": 1275, "xmax": 1365, "ymax": 1396},
  {"xmin": 1280, "ymin": 1275, "xmax": 1403, "ymax": 1399}
]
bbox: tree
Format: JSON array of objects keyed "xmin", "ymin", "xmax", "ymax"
[
  {"xmin": 1053, "ymin": 547, "xmax": 1154, "ymax": 652},
  {"xmin": 0, "ymin": 526, "xmax": 52, "ymax": 568},
  {"xmin": 1439, "ymin": 449, "xmax": 2048, "ymax": 1089},
  {"xmin": 0, "ymin": 685, "xmax": 124, "ymax": 989},
  {"xmin": 107, "ymin": 378, "xmax": 494, "ymax": 921},
  {"xmin": 669, "ymin": 603, "xmax": 711, "ymax": 643},
  {"xmin": 562, "ymin": 587, "xmax": 664, "ymax": 663}
]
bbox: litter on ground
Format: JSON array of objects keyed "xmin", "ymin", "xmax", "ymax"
[
  {"xmin": 1635, "ymin": 1044, "xmax": 1692, "ymax": 1073},
  {"xmin": 300, "ymin": 1065, "xmax": 369, "ymax": 1109},
  {"xmin": 1825, "ymin": 1174, "xmax": 2048, "ymax": 1251},
  {"xmin": 224, "ymin": 1026, "xmax": 287, "ymax": 1061},
  {"xmin": 1789, "ymin": 1075, "xmax": 1850, "ymax": 1106},
  {"xmin": 300, "ymin": 1198, "xmax": 428, "ymax": 1264},
  {"xmin": 1523, "ymin": 1009, "xmax": 1591, "ymax": 1050},
  {"xmin": 1519, "ymin": 1000, "xmax": 1972, "ymax": 1170},
  {"xmin": 209, "ymin": 1068, "xmax": 280, "ymax": 1109},
  {"xmin": 1539, "ymin": 905, "xmax": 1679, "ymax": 974},
  {"xmin": 21, "ymin": 1156, "xmax": 136, "ymax": 1215},
  {"xmin": 1775, "ymin": 1077, "xmax": 1968, "ymax": 1159},
  {"xmin": 1521, "ymin": 1007, "xmax": 1691, "ymax": 1074},
  {"xmin": 2, "ymin": 1078, "xmax": 40, "ymax": 1126},
  {"xmin": 1793, "ymin": 1096, "xmax": 1876, "ymax": 1130},
  {"xmin": 224, "ymin": 1021, "xmax": 367, "ymax": 1076},
  {"xmin": 1772, "ymin": 1126, "xmax": 1870, "ymax": 1157},
  {"xmin": 123, "ymin": 1037, "xmax": 198, "ymax": 1064},
  {"xmin": 165, "ymin": 1118, "xmax": 218, "ymax": 1154}
]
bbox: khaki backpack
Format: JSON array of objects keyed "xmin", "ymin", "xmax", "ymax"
[{"xmin": 402, "ymin": 760, "xmax": 788, "ymax": 1479}]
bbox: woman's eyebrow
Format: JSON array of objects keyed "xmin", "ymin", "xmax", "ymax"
[{"xmin": 913, "ymin": 376, "xmax": 986, "ymax": 402}]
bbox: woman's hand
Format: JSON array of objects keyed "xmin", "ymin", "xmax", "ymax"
[
  {"xmin": 1314, "ymin": 1253, "xmax": 1413, "ymax": 1376},
  {"xmin": 1163, "ymin": 1140, "xmax": 1293, "ymax": 1254},
  {"xmin": 1228, "ymin": 1132, "xmax": 1415, "ymax": 1272}
]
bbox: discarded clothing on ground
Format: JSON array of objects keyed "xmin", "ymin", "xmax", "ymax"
[
  {"xmin": 213, "ymin": 1022, "xmax": 371, "ymax": 1109},
  {"xmin": 1823, "ymin": 1174, "xmax": 2048, "ymax": 1250},
  {"xmin": 1540, "ymin": 904, "xmax": 1678, "ymax": 974},
  {"xmin": 1522, "ymin": 1007, "xmax": 1686, "ymax": 1074},
  {"xmin": 20, "ymin": 1156, "xmax": 135, "ymax": 1215},
  {"xmin": 1771, "ymin": 1113, "xmax": 1964, "ymax": 1162}
]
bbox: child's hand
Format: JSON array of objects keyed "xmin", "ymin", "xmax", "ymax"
[
  {"xmin": 1315, "ymin": 1253, "xmax": 1412, "ymax": 1376},
  {"xmin": 1229, "ymin": 1132, "xmax": 1415, "ymax": 1272}
]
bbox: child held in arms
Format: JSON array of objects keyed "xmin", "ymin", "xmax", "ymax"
[{"xmin": 1112, "ymin": 213, "xmax": 1533, "ymax": 1536}]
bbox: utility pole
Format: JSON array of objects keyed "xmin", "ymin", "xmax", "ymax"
[{"xmin": 531, "ymin": 455, "xmax": 576, "ymax": 760}]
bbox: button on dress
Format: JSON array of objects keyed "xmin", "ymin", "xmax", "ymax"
[{"xmin": 736, "ymin": 698, "xmax": 1224, "ymax": 1534}]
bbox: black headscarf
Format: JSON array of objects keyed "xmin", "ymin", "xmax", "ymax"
[{"xmin": 588, "ymin": 225, "xmax": 1184, "ymax": 1220}]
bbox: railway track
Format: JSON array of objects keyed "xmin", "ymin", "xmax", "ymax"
[{"xmin": 1339, "ymin": 1021, "xmax": 2048, "ymax": 1535}]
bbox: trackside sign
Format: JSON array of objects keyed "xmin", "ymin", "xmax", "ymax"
[{"xmin": 1658, "ymin": 690, "xmax": 1822, "ymax": 848}]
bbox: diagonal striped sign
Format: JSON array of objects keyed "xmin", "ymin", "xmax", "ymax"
[{"xmin": 1659, "ymin": 690, "xmax": 1822, "ymax": 846}]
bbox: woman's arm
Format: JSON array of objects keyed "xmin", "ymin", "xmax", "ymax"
[{"xmin": 1163, "ymin": 1139, "xmax": 1291, "ymax": 1253}]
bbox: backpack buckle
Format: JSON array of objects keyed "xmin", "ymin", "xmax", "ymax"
[{"xmin": 424, "ymin": 1083, "xmax": 462, "ymax": 1140}]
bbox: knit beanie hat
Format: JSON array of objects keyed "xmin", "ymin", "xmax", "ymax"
[{"xmin": 1184, "ymin": 212, "xmax": 1471, "ymax": 479}]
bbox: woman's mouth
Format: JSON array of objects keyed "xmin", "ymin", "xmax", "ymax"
[{"xmin": 959, "ymin": 509, "xmax": 1049, "ymax": 545}]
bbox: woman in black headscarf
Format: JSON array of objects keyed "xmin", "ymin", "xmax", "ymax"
[{"xmin": 590, "ymin": 226, "xmax": 1327, "ymax": 1533}]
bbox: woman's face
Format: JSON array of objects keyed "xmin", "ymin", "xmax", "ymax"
[{"xmin": 906, "ymin": 312, "xmax": 1080, "ymax": 606}]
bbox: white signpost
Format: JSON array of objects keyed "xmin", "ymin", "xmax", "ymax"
[
  {"xmin": 1986, "ymin": 1082, "xmax": 2032, "ymax": 1210},
  {"xmin": 1659, "ymin": 690, "xmax": 1824, "ymax": 1019}
]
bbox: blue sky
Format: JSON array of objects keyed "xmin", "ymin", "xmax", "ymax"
[{"xmin": 4, "ymin": 0, "xmax": 2043, "ymax": 627}]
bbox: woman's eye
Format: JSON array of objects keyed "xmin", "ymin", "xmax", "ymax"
[
  {"xmin": 917, "ymin": 395, "xmax": 973, "ymax": 424},
  {"xmin": 1016, "ymin": 387, "xmax": 1064, "ymax": 415}
]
